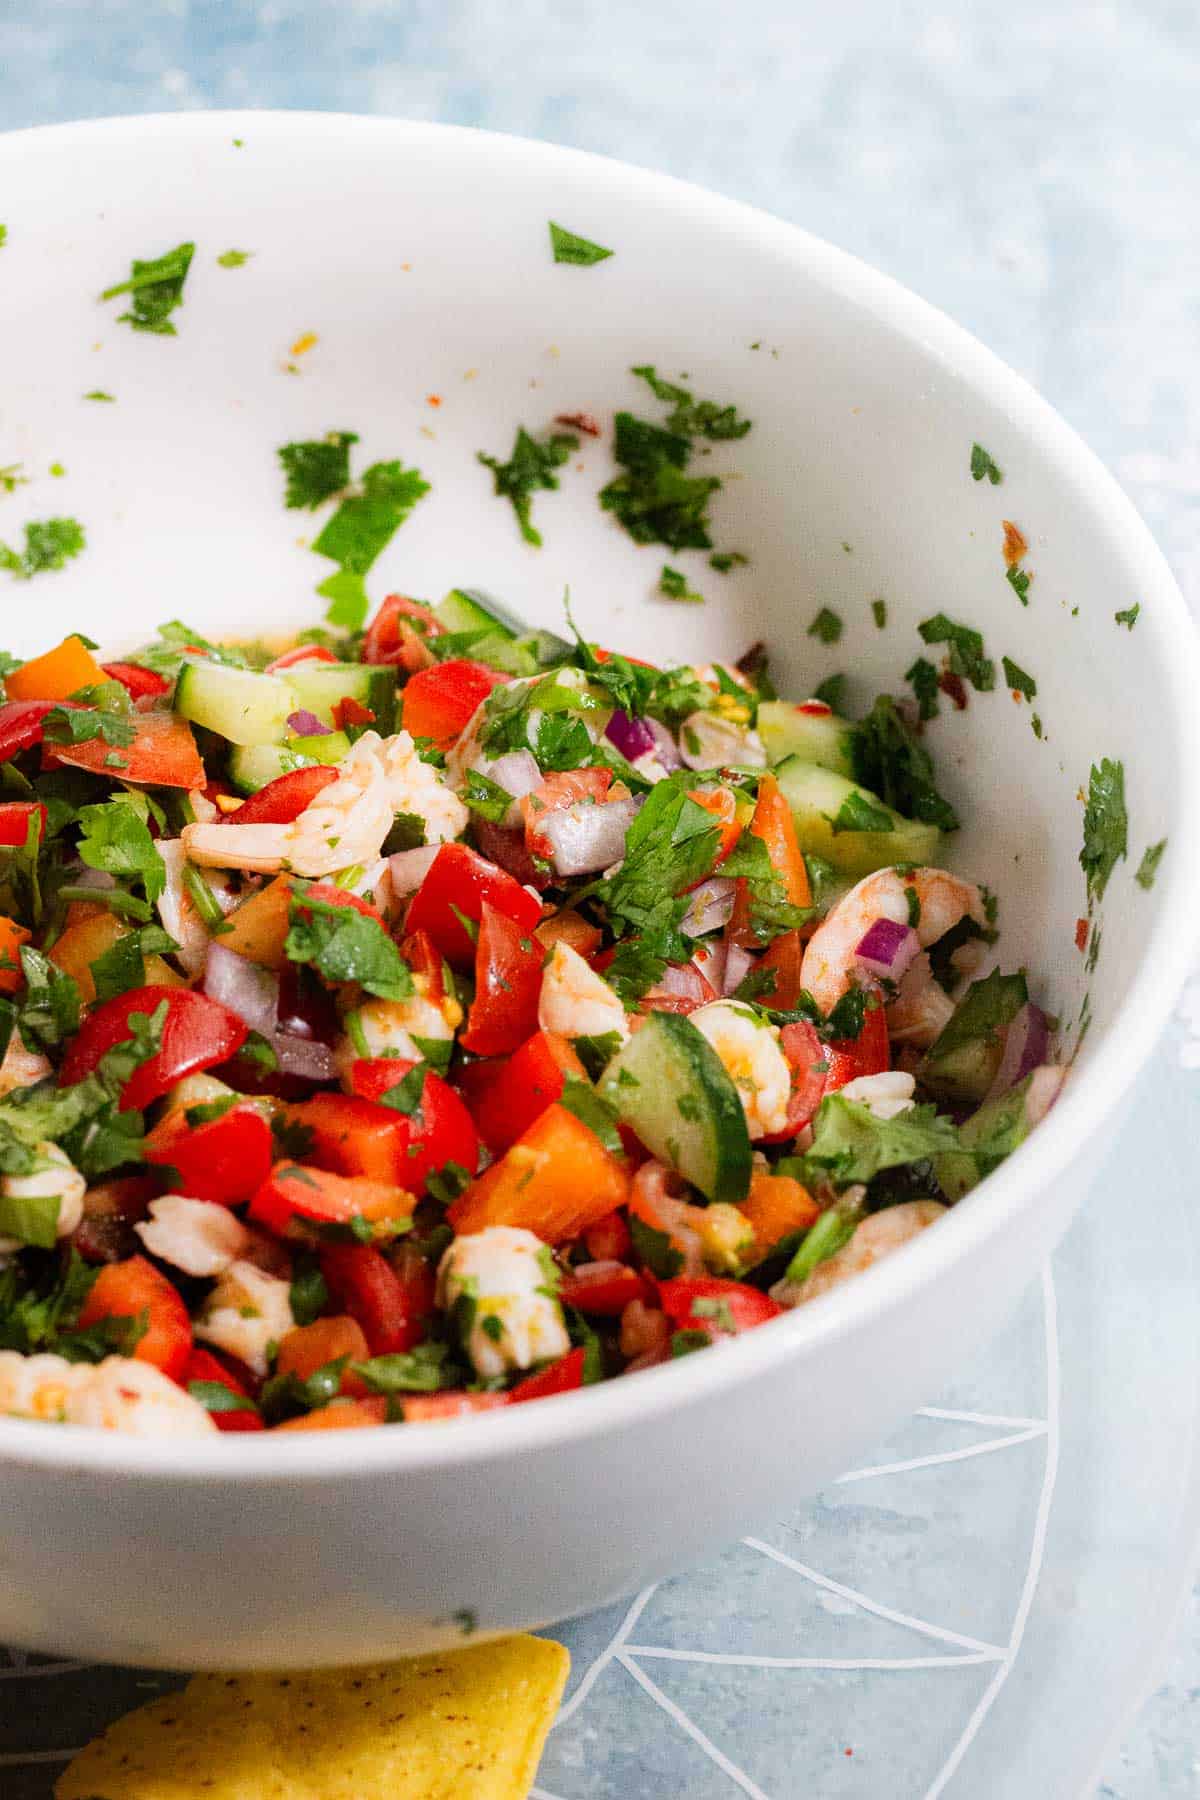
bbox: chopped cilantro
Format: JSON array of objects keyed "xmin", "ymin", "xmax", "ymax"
[
  {"xmin": 89, "ymin": 924, "xmax": 177, "ymax": 1006},
  {"xmin": 354, "ymin": 1343, "xmax": 457, "ymax": 1393},
  {"xmin": 970, "ymin": 443, "xmax": 1003, "ymax": 484},
  {"xmin": 278, "ymin": 430, "xmax": 358, "ymax": 510},
  {"xmin": 813, "ymin": 673, "xmax": 847, "ymax": 712},
  {"xmin": 591, "ymin": 778, "xmax": 722, "ymax": 1000},
  {"xmin": 808, "ymin": 607, "xmax": 843, "ymax": 646},
  {"xmin": 871, "ymin": 599, "xmax": 887, "ymax": 629},
  {"xmin": 100, "ymin": 240, "xmax": 194, "ymax": 335},
  {"xmin": 285, "ymin": 891, "xmax": 414, "ymax": 999},
  {"xmin": 917, "ymin": 613, "xmax": 995, "ymax": 691},
  {"xmin": 925, "ymin": 968, "xmax": 1028, "ymax": 1064},
  {"xmin": 76, "ymin": 795, "xmax": 166, "ymax": 907},
  {"xmin": 659, "ymin": 564, "xmax": 704, "ymax": 604},
  {"xmin": 188, "ymin": 1380, "xmax": 258, "ymax": 1415},
  {"xmin": 1115, "ymin": 604, "xmax": 1140, "ymax": 630},
  {"xmin": 0, "ymin": 465, "xmax": 27, "ymax": 494},
  {"xmin": 828, "ymin": 790, "xmax": 894, "ymax": 835},
  {"xmin": 312, "ymin": 459, "xmax": 430, "ymax": 578},
  {"xmin": 0, "ymin": 226, "xmax": 5, "ymax": 248},
  {"xmin": 1006, "ymin": 566, "xmax": 1031, "ymax": 605},
  {"xmin": 15, "ymin": 947, "xmax": 81, "ymax": 1053},
  {"xmin": 709, "ymin": 551, "xmax": 749, "ymax": 573},
  {"xmin": 548, "ymin": 221, "xmax": 614, "ymax": 266},
  {"xmin": 1080, "ymin": 758, "xmax": 1128, "ymax": 904},
  {"xmin": 1002, "ymin": 656, "xmax": 1036, "ymax": 699},
  {"xmin": 42, "ymin": 705, "xmax": 133, "ymax": 750},
  {"xmin": 376, "ymin": 1063, "xmax": 427, "ymax": 1118},
  {"xmin": 288, "ymin": 1260, "xmax": 328, "ymax": 1327},
  {"xmin": 1135, "ymin": 838, "xmax": 1167, "ymax": 890},
  {"xmin": 317, "ymin": 570, "xmax": 369, "ymax": 630},
  {"xmin": 1031, "ymin": 714, "xmax": 1043, "ymax": 740},
  {"xmin": 572, "ymin": 1031, "xmax": 623, "ymax": 1080},
  {"xmin": 0, "ymin": 517, "xmax": 85, "ymax": 580},
  {"xmin": 216, "ymin": 249, "xmax": 252, "ymax": 268},
  {"xmin": 462, "ymin": 769, "xmax": 514, "ymax": 823},
  {"xmin": 905, "ymin": 656, "xmax": 940, "ymax": 721},
  {"xmin": 478, "ymin": 428, "xmax": 578, "ymax": 548},
  {"xmin": 84, "ymin": 390, "xmax": 115, "ymax": 402},
  {"xmin": 719, "ymin": 832, "xmax": 812, "ymax": 944},
  {"xmin": 800, "ymin": 1093, "xmax": 959, "ymax": 1187},
  {"xmin": 599, "ymin": 413, "xmax": 722, "ymax": 552},
  {"xmin": 671, "ymin": 1329, "xmax": 711, "ymax": 1358},
  {"xmin": 631, "ymin": 366, "xmax": 752, "ymax": 441},
  {"xmin": 630, "ymin": 1213, "xmax": 684, "ymax": 1279},
  {"xmin": 851, "ymin": 696, "xmax": 959, "ymax": 832},
  {"xmin": 557, "ymin": 1076, "xmax": 624, "ymax": 1155}
]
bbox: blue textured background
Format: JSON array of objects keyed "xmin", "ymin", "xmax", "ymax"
[{"xmin": 0, "ymin": 4, "xmax": 1197, "ymax": 1793}]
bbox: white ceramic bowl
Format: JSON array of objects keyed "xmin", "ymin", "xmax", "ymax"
[{"xmin": 0, "ymin": 112, "xmax": 1196, "ymax": 1670}]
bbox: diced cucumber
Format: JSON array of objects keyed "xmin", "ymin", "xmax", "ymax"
[
  {"xmin": 175, "ymin": 661, "xmax": 296, "ymax": 747},
  {"xmin": 228, "ymin": 733, "xmax": 351, "ymax": 795},
  {"xmin": 286, "ymin": 662, "xmax": 397, "ymax": 735},
  {"xmin": 600, "ymin": 1011, "xmax": 751, "ymax": 1203},
  {"xmin": 773, "ymin": 756, "xmax": 941, "ymax": 878},
  {"xmin": 436, "ymin": 588, "xmax": 573, "ymax": 677},
  {"xmin": 758, "ymin": 700, "xmax": 856, "ymax": 776}
]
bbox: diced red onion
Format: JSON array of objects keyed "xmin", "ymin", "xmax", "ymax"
[
  {"xmin": 646, "ymin": 718, "xmax": 683, "ymax": 771},
  {"xmin": 286, "ymin": 709, "xmax": 327, "ymax": 738},
  {"xmin": 605, "ymin": 709, "xmax": 658, "ymax": 762},
  {"xmin": 1025, "ymin": 1063, "xmax": 1067, "ymax": 1125},
  {"xmin": 72, "ymin": 866, "xmax": 117, "ymax": 891},
  {"xmin": 855, "ymin": 918, "xmax": 921, "ymax": 981},
  {"xmin": 692, "ymin": 939, "xmax": 726, "ymax": 995},
  {"xmin": 722, "ymin": 943, "xmax": 756, "ymax": 996},
  {"xmin": 652, "ymin": 961, "xmax": 717, "ymax": 1005},
  {"xmin": 540, "ymin": 797, "xmax": 640, "ymax": 877},
  {"xmin": 273, "ymin": 1035, "xmax": 337, "ymax": 1082},
  {"xmin": 680, "ymin": 876, "xmax": 737, "ymax": 937},
  {"xmin": 387, "ymin": 845, "xmax": 441, "ymax": 897},
  {"xmin": 204, "ymin": 942, "xmax": 279, "ymax": 1036},
  {"xmin": 476, "ymin": 748, "xmax": 541, "ymax": 802},
  {"xmin": 986, "ymin": 1001, "xmax": 1051, "ymax": 1101}
]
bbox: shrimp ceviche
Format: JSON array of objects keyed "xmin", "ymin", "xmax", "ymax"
[{"xmin": 0, "ymin": 591, "xmax": 1065, "ymax": 1438}]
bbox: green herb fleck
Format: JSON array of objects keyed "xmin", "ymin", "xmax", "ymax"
[
  {"xmin": 1115, "ymin": 604, "xmax": 1140, "ymax": 630},
  {"xmin": 808, "ymin": 607, "xmax": 843, "ymax": 646},
  {"xmin": 1006, "ymin": 566, "xmax": 1031, "ymax": 605},
  {"xmin": 1001, "ymin": 656, "xmax": 1036, "ymax": 700},
  {"xmin": 478, "ymin": 428, "xmax": 578, "ymax": 548},
  {"xmin": 0, "ymin": 518, "xmax": 85, "ymax": 580},
  {"xmin": 828, "ymin": 789, "xmax": 894, "ymax": 835},
  {"xmin": 871, "ymin": 599, "xmax": 887, "ymax": 629},
  {"xmin": 278, "ymin": 430, "xmax": 358, "ymax": 511},
  {"xmin": 1080, "ymin": 758, "xmax": 1128, "ymax": 904},
  {"xmin": 84, "ymin": 390, "xmax": 116, "ymax": 403},
  {"xmin": 548, "ymin": 222, "xmax": 614, "ymax": 266},
  {"xmin": 970, "ymin": 443, "xmax": 1003, "ymax": 484},
  {"xmin": 917, "ymin": 613, "xmax": 995, "ymax": 691},
  {"xmin": 659, "ymin": 564, "xmax": 704, "ymax": 604},
  {"xmin": 217, "ymin": 249, "xmax": 252, "ymax": 268},
  {"xmin": 100, "ymin": 241, "xmax": 194, "ymax": 335}
]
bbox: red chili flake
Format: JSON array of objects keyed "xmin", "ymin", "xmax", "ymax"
[
  {"xmin": 1002, "ymin": 519, "xmax": 1028, "ymax": 567},
  {"xmin": 938, "ymin": 669, "xmax": 968, "ymax": 710},
  {"xmin": 555, "ymin": 410, "xmax": 601, "ymax": 437},
  {"xmin": 426, "ymin": 394, "xmax": 442, "ymax": 408},
  {"xmin": 332, "ymin": 696, "xmax": 376, "ymax": 732},
  {"xmin": 1074, "ymin": 917, "xmax": 1089, "ymax": 952}
]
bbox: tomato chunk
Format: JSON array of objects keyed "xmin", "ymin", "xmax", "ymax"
[
  {"xmin": 101, "ymin": 661, "xmax": 172, "ymax": 700},
  {"xmin": 59, "ymin": 985, "xmax": 249, "ymax": 1113},
  {"xmin": 658, "ymin": 1276, "xmax": 782, "ymax": 1340},
  {"xmin": 404, "ymin": 842, "xmax": 542, "ymax": 969},
  {"xmin": 230, "ymin": 765, "xmax": 338, "ymax": 826},
  {"xmin": 264, "ymin": 644, "xmax": 339, "ymax": 672},
  {"xmin": 401, "ymin": 659, "xmax": 507, "ymax": 751},
  {"xmin": 182, "ymin": 1347, "xmax": 264, "ymax": 1432},
  {"xmin": 455, "ymin": 1030, "xmax": 583, "ymax": 1156},
  {"xmin": 0, "ymin": 699, "xmax": 62, "ymax": 762},
  {"xmin": 77, "ymin": 1255, "xmax": 192, "ymax": 1380},
  {"xmin": 319, "ymin": 1242, "xmax": 435, "ymax": 1355},
  {"xmin": 345, "ymin": 1062, "xmax": 479, "ymax": 1193},
  {"xmin": 461, "ymin": 903, "xmax": 544, "ymax": 1056},
  {"xmin": 363, "ymin": 594, "xmax": 443, "ymax": 668},
  {"xmin": 559, "ymin": 1262, "xmax": 648, "ymax": 1316},
  {"xmin": 143, "ymin": 1103, "xmax": 273, "ymax": 1205},
  {"xmin": 0, "ymin": 801, "xmax": 46, "ymax": 848},
  {"xmin": 510, "ymin": 1346, "xmax": 587, "ymax": 1403},
  {"xmin": 45, "ymin": 710, "xmax": 205, "ymax": 789},
  {"xmin": 824, "ymin": 998, "xmax": 890, "ymax": 1090}
]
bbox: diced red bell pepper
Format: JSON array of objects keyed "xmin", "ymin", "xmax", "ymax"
[
  {"xmin": 0, "ymin": 800, "xmax": 46, "ymax": 847},
  {"xmin": 752, "ymin": 928, "xmax": 805, "ymax": 1012},
  {"xmin": 101, "ymin": 661, "xmax": 172, "ymax": 700},
  {"xmin": 584, "ymin": 1208, "xmax": 633, "ymax": 1263},
  {"xmin": 59, "ymin": 985, "xmax": 249, "ymax": 1113},
  {"xmin": 230, "ymin": 765, "xmax": 338, "ymax": 826},
  {"xmin": 460, "ymin": 903, "xmax": 544, "ymax": 1056},
  {"xmin": 143, "ymin": 1103, "xmax": 273, "ymax": 1205},
  {"xmin": 248, "ymin": 1163, "xmax": 413, "ymax": 1237},
  {"xmin": 455, "ymin": 1030, "xmax": 583, "ymax": 1156},
  {"xmin": 404, "ymin": 842, "xmax": 542, "ymax": 969},
  {"xmin": 44, "ymin": 711, "xmax": 205, "ymax": 789},
  {"xmin": 559, "ymin": 1262, "xmax": 648, "ymax": 1317},
  {"xmin": 760, "ymin": 1018, "xmax": 831, "ymax": 1142},
  {"xmin": 401, "ymin": 1391, "xmax": 509, "ymax": 1423},
  {"xmin": 400, "ymin": 658, "xmax": 508, "ymax": 752},
  {"xmin": 346, "ymin": 1062, "xmax": 479, "ymax": 1193},
  {"xmin": 264, "ymin": 644, "xmax": 339, "ymax": 672},
  {"xmin": 658, "ymin": 1275, "xmax": 783, "ymax": 1341},
  {"xmin": 332, "ymin": 694, "xmax": 377, "ymax": 732},
  {"xmin": 319, "ymin": 1241, "xmax": 436, "ymax": 1355},
  {"xmin": 77, "ymin": 1255, "xmax": 193, "ymax": 1380},
  {"xmin": 0, "ymin": 699, "xmax": 62, "ymax": 763},
  {"xmin": 363, "ymin": 594, "xmax": 443, "ymax": 668},
  {"xmin": 182, "ymin": 1347, "xmax": 264, "ymax": 1432},
  {"xmin": 510, "ymin": 1345, "xmax": 587, "ymax": 1403}
]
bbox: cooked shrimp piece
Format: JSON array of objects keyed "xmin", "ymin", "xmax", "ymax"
[
  {"xmin": 182, "ymin": 731, "xmax": 468, "ymax": 877},
  {"xmin": 772, "ymin": 1199, "xmax": 946, "ymax": 1308},
  {"xmin": 0, "ymin": 1352, "xmax": 216, "ymax": 1436},
  {"xmin": 801, "ymin": 865, "xmax": 988, "ymax": 1016},
  {"xmin": 0, "ymin": 1033, "xmax": 51, "ymax": 1098},
  {"xmin": 538, "ymin": 941, "xmax": 630, "ymax": 1042}
]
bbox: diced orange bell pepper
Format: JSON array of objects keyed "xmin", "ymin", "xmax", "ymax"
[
  {"xmin": 6, "ymin": 634, "xmax": 105, "ymax": 702},
  {"xmin": 448, "ymin": 1103, "xmax": 628, "ymax": 1243},
  {"xmin": 534, "ymin": 909, "xmax": 603, "ymax": 957},
  {"xmin": 273, "ymin": 1397, "xmax": 389, "ymax": 1431},
  {"xmin": 249, "ymin": 1163, "xmax": 415, "ymax": 1237},
  {"xmin": 729, "ymin": 772, "xmax": 811, "ymax": 946},
  {"xmin": 739, "ymin": 1171, "xmax": 820, "ymax": 1256},
  {"xmin": 0, "ymin": 916, "xmax": 30, "ymax": 996},
  {"xmin": 275, "ymin": 1316, "xmax": 371, "ymax": 1397},
  {"xmin": 50, "ymin": 909, "xmax": 183, "ymax": 1004},
  {"xmin": 688, "ymin": 786, "xmax": 742, "ymax": 865},
  {"xmin": 401, "ymin": 1391, "xmax": 509, "ymax": 1423},
  {"xmin": 752, "ymin": 928, "xmax": 805, "ymax": 1012},
  {"xmin": 219, "ymin": 875, "xmax": 295, "ymax": 969}
]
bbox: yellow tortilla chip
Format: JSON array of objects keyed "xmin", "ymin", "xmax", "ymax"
[{"xmin": 56, "ymin": 1633, "xmax": 569, "ymax": 1800}]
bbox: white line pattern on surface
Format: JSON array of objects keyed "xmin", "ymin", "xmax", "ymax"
[
  {"xmin": 922, "ymin": 1263, "xmax": 1061, "ymax": 1798},
  {"xmin": 835, "ymin": 1424, "xmax": 1048, "ymax": 1483},
  {"xmin": 618, "ymin": 1651, "xmax": 772, "ymax": 1800},
  {"xmin": 741, "ymin": 1537, "xmax": 1007, "ymax": 1657},
  {"xmin": 550, "ymin": 1584, "xmax": 657, "ymax": 1732},
  {"xmin": 624, "ymin": 1646, "xmax": 1003, "ymax": 1670},
  {"xmin": 917, "ymin": 1407, "xmax": 1047, "ymax": 1430}
]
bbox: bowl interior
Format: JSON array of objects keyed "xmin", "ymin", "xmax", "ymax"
[{"xmin": 0, "ymin": 111, "xmax": 1196, "ymax": 1452}]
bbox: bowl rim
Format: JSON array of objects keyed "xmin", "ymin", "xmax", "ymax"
[{"xmin": 1, "ymin": 107, "xmax": 1197, "ymax": 1481}]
